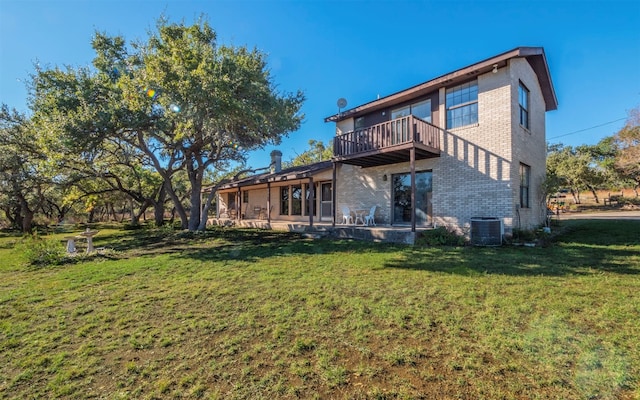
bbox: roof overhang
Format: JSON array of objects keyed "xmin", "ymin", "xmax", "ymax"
[
  {"xmin": 210, "ymin": 160, "xmax": 333, "ymax": 191},
  {"xmin": 325, "ymin": 47, "xmax": 557, "ymax": 123}
]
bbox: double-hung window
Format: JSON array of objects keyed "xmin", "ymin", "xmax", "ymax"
[
  {"xmin": 519, "ymin": 163, "xmax": 531, "ymax": 208},
  {"xmin": 446, "ymin": 80, "xmax": 478, "ymax": 129},
  {"xmin": 519, "ymin": 82, "xmax": 530, "ymax": 129}
]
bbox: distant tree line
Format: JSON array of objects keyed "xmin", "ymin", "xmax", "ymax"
[{"xmin": 546, "ymin": 107, "xmax": 640, "ymax": 204}]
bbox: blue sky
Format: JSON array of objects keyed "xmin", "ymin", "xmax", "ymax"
[{"xmin": 1, "ymin": 0, "xmax": 639, "ymax": 169}]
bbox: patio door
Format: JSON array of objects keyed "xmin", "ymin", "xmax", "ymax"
[
  {"xmin": 320, "ymin": 182, "xmax": 332, "ymax": 220},
  {"xmin": 392, "ymin": 171, "xmax": 432, "ymax": 226}
]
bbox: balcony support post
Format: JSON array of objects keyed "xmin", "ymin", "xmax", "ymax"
[
  {"xmin": 308, "ymin": 177, "xmax": 314, "ymax": 228},
  {"xmin": 410, "ymin": 147, "xmax": 416, "ymax": 233},
  {"xmin": 332, "ymin": 162, "xmax": 337, "ymax": 227},
  {"xmin": 267, "ymin": 182, "xmax": 271, "ymax": 223}
]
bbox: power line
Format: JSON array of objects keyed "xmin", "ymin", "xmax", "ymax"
[{"xmin": 547, "ymin": 117, "xmax": 627, "ymax": 141}]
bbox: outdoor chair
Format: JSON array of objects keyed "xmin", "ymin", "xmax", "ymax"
[
  {"xmin": 364, "ymin": 205, "xmax": 377, "ymax": 226},
  {"xmin": 253, "ymin": 206, "xmax": 262, "ymax": 218},
  {"xmin": 341, "ymin": 206, "xmax": 353, "ymax": 224}
]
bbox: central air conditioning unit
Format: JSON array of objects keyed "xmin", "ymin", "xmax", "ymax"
[{"xmin": 470, "ymin": 217, "xmax": 503, "ymax": 246}]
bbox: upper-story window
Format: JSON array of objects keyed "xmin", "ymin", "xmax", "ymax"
[
  {"xmin": 392, "ymin": 99, "xmax": 431, "ymax": 123},
  {"xmin": 355, "ymin": 117, "xmax": 365, "ymax": 130},
  {"xmin": 519, "ymin": 82, "xmax": 530, "ymax": 130},
  {"xmin": 446, "ymin": 80, "xmax": 478, "ymax": 129}
]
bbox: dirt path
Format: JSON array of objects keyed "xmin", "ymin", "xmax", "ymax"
[{"xmin": 556, "ymin": 210, "xmax": 640, "ymax": 220}]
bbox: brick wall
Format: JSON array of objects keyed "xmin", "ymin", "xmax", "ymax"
[
  {"xmin": 335, "ymin": 59, "xmax": 549, "ymax": 235},
  {"xmin": 428, "ymin": 65, "xmax": 515, "ymax": 234},
  {"xmin": 509, "ymin": 58, "xmax": 548, "ymax": 230}
]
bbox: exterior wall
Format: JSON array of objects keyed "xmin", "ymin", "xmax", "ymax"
[
  {"xmin": 335, "ymin": 159, "xmax": 438, "ymax": 226},
  {"xmin": 334, "ymin": 61, "xmax": 550, "ymax": 236},
  {"xmin": 509, "ymin": 58, "xmax": 548, "ymax": 230},
  {"xmin": 216, "ymin": 168, "xmax": 333, "ymax": 222},
  {"xmin": 336, "ymin": 119, "xmax": 354, "ymax": 135},
  {"xmin": 431, "ymin": 66, "xmax": 514, "ymax": 234}
]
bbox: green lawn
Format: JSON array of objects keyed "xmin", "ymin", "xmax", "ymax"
[{"xmin": 1, "ymin": 220, "xmax": 639, "ymax": 399}]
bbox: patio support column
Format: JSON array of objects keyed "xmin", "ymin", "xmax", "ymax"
[
  {"xmin": 237, "ymin": 187, "xmax": 241, "ymax": 221},
  {"xmin": 267, "ymin": 182, "xmax": 271, "ymax": 223},
  {"xmin": 308, "ymin": 177, "xmax": 314, "ymax": 228},
  {"xmin": 332, "ymin": 162, "xmax": 337, "ymax": 227},
  {"xmin": 410, "ymin": 147, "xmax": 416, "ymax": 232}
]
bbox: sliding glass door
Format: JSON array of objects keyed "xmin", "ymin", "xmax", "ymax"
[
  {"xmin": 320, "ymin": 182, "xmax": 332, "ymax": 220},
  {"xmin": 392, "ymin": 171, "xmax": 432, "ymax": 226}
]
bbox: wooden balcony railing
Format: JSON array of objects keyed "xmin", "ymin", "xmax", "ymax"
[{"xmin": 333, "ymin": 115, "xmax": 442, "ymax": 158}]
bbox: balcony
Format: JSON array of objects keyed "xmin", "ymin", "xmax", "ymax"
[{"xmin": 333, "ymin": 115, "xmax": 442, "ymax": 167}]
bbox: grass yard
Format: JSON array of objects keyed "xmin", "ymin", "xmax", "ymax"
[{"xmin": 0, "ymin": 220, "xmax": 639, "ymax": 399}]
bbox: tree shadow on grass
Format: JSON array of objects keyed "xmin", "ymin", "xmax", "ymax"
[
  {"xmin": 95, "ymin": 226, "xmax": 401, "ymax": 262},
  {"xmin": 385, "ymin": 220, "xmax": 640, "ymax": 276},
  {"xmin": 179, "ymin": 230, "xmax": 401, "ymax": 263},
  {"xmin": 88, "ymin": 220, "xmax": 639, "ymax": 276}
]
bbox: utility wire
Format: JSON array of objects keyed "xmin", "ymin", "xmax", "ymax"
[{"xmin": 547, "ymin": 117, "xmax": 627, "ymax": 140}]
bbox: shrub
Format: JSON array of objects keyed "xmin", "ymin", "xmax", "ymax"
[
  {"xmin": 417, "ymin": 226, "xmax": 465, "ymax": 247},
  {"xmin": 512, "ymin": 228, "xmax": 536, "ymax": 242},
  {"xmin": 19, "ymin": 233, "xmax": 66, "ymax": 267},
  {"xmin": 620, "ymin": 196, "xmax": 640, "ymax": 206}
]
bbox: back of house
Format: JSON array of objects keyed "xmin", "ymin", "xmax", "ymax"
[
  {"xmin": 213, "ymin": 47, "xmax": 557, "ymax": 240},
  {"xmin": 326, "ymin": 46, "xmax": 557, "ymax": 236}
]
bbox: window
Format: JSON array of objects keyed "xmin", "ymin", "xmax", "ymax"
[
  {"xmin": 519, "ymin": 82, "xmax": 530, "ymax": 129},
  {"xmin": 446, "ymin": 80, "xmax": 478, "ymax": 129},
  {"xmin": 355, "ymin": 117, "xmax": 365, "ymax": 130},
  {"xmin": 391, "ymin": 99, "xmax": 431, "ymax": 123},
  {"xmin": 291, "ymin": 185, "xmax": 302, "ymax": 215},
  {"xmin": 305, "ymin": 184, "xmax": 317, "ymax": 216},
  {"xmin": 242, "ymin": 191, "xmax": 249, "ymax": 204},
  {"xmin": 280, "ymin": 187, "xmax": 289, "ymax": 215},
  {"xmin": 519, "ymin": 163, "xmax": 530, "ymax": 208}
]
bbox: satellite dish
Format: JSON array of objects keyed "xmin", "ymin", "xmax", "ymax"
[{"xmin": 337, "ymin": 98, "xmax": 347, "ymax": 109}]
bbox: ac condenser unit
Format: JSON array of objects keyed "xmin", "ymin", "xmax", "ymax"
[{"xmin": 470, "ymin": 217, "xmax": 503, "ymax": 246}]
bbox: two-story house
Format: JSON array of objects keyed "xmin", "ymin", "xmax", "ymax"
[{"xmin": 212, "ymin": 47, "xmax": 557, "ymax": 242}]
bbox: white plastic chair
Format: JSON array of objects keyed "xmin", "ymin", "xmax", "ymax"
[
  {"xmin": 364, "ymin": 205, "xmax": 377, "ymax": 226},
  {"xmin": 341, "ymin": 206, "xmax": 353, "ymax": 224}
]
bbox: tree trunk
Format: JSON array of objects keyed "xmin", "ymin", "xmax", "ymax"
[
  {"xmin": 108, "ymin": 203, "xmax": 117, "ymax": 222},
  {"xmin": 136, "ymin": 133, "xmax": 188, "ymax": 229},
  {"xmin": 15, "ymin": 192, "xmax": 35, "ymax": 232},
  {"xmin": 188, "ymin": 181, "xmax": 202, "ymax": 231},
  {"xmin": 22, "ymin": 210, "xmax": 34, "ymax": 233},
  {"xmin": 588, "ymin": 186, "xmax": 600, "ymax": 203},
  {"xmin": 187, "ymin": 161, "xmax": 204, "ymax": 231},
  {"xmin": 153, "ymin": 185, "xmax": 167, "ymax": 226},
  {"xmin": 198, "ymin": 185, "xmax": 218, "ymax": 231},
  {"xmin": 132, "ymin": 200, "xmax": 151, "ymax": 226},
  {"xmin": 570, "ymin": 188, "xmax": 581, "ymax": 204}
]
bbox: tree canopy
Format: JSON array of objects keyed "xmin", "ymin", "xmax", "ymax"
[
  {"xmin": 29, "ymin": 17, "xmax": 305, "ymax": 230},
  {"xmin": 283, "ymin": 139, "xmax": 333, "ymax": 168}
]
